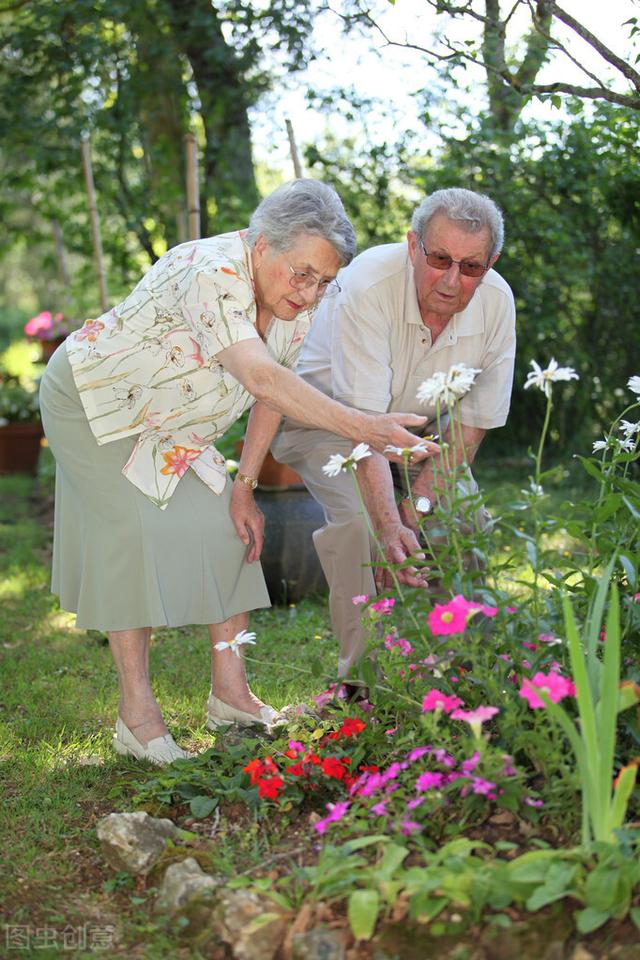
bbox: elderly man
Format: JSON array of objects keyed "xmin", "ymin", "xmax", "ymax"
[{"xmin": 271, "ymin": 188, "xmax": 516, "ymax": 678}]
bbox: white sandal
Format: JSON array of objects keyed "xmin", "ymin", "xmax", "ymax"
[
  {"xmin": 112, "ymin": 717, "xmax": 193, "ymax": 764},
  {"xmin": 206, "ymin": 692, "xmax": 283, "ymax": 730}
]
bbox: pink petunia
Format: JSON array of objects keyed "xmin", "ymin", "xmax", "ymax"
[
  {"xmin": 406, "ymin": 797, "xmax": 424, "ymax": 811},
  {"xmin": 313, "ymin": 683, "xmax": 347, "ymax": 709},
  {"xmin": 371, "ymin": 800, "xmax": 388, "ymax": 816},
  {"xmin": 519, "ymin": 670, "xmax": 576, "ymax": 709},
  {"xmin": 370, "ymin": 597, "xmax": 395, "ymax": 614},
  {"xmin": 352, "ymin": 594, "xmax": 369, "ymax": 605},
  {"xmin": 461, "ymin": 751, "xmax": 481, "ymax": 774},
  {"xmin": 421, "ymin": 689, "xmax": 464, "ymax": 714},
  {"xmin": 384, "ymin": 635, "xmax": 414, "ymax": 656},
  {"xmin": 469, "ymin": 776, "xmax": 496, "ymax": 796},
  {"xmin": 450, "ymin": 706, "xmax": 499, "ymax": 726},
  {"xmin": 427, "ymin": 599, "xmax": 469, "ymax": 635},
  {"xmin": 406, "ymin": 746, "xmax": 431, "ymax": 763}
]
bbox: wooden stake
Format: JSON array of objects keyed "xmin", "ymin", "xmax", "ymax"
[
  {"xmin": 80, "ymin": 136, "xmax": 109, "ymax": 313},
  {"xmin": 184, "ymin": 133, "xmax": 200, "ymax": 240},
  {"xmin": 285, "ymin": 118, "xmax": 303, "ymax": 179}
]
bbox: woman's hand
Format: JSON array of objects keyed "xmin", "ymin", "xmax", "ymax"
[{"xmin": 230, "ymin": 483, "xmax": 265, "ymax": 563}]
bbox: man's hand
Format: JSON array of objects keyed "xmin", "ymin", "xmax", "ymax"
[
  {"xmin": 375, "ymin": 521, "xmax": 429, "ymax": 590},
  {"xmin": 230, "ymin": 484, "xmax": 265, "ymax": 563}
]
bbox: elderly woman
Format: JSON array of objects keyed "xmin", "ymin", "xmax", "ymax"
[{"xmin": 40, "ymin": 179, "xmax": 431, "ymax": 764}]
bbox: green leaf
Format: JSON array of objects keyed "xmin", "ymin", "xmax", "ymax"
[
  {"xmin": 348, "ymin": 889, "xmax": 380, "ymax": 940},
  {"xmin": 377, "ymin": 842, "xmax": 409, "ymax": 881},
  {"xmin": 630, "ymin": 906, "xmax": 640, "ymax": 929},
  {"xmin": 575, "ymin": 906, "xmax": 610, "ymax": 933},
  {"xmin": 189, "ymin": 795, "xmax": 218, "ymax": 819}
]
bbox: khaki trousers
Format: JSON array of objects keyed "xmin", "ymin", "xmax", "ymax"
[
  {"xmin": 271, "ymin": 424, "xmax": 489, "ymax": 678},
  {"xmin": 271, "ymin": 426, "xmax": 376, "ymax": 677}
]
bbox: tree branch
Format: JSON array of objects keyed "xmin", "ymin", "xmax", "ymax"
[{"xmin": 551, "ymin": 1, "xmax": 640, "ymax": 90}]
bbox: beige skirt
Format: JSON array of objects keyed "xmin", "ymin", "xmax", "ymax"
[{"xmin": 39, "ymin": 345, "xmax": 270, "ymax": 631}]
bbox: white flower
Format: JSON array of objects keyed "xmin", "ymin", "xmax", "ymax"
[
  {"xmin": 350, "ymin": 442, "xmax": 372, "ymax": 463},
  {"xmin": 523, "ymin": 359, "xmax": 579, "ymax": 399},
  {"xmin": 619, "ymin": 420, "xmax": 640, "ymax": 438},
  {"xmin": 592, "ymin": 438, "xmax": 609, "ymax": 453},
  {"xmin": 214, "ymin": 629, "xmax": 257, "ymax": 657},
  {"xmin": 322, "ymin": 453, "xmax": 348, "ymax": 477},
  {"xmin": 618, "ymin": 436, "xmax": 636, "ymax": 453},
  {"xmin": 521, "ymin": 480, "xmax": 544, "ymax": 498},
  {"xmin": 322, "ymin": 443, "xmax": 371, "ymax": 478},
  {"xmin": 383, "ymin": 441, "xmax": 431, "ymax": 457},
  {"xmin": 416, "ymin": 363, "xmax": 481, "ymax": 407},
  {"xmin": 628, "ymin": 375, "xmax": 640, "ymax": 395}
]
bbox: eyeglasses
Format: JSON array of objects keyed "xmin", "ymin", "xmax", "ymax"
[
  {"xmin": 418, "ymin": 238, "xmax": 488, "ymax": 278},
  {"xmin": 287, "ymin": 264, "xmax": 341, "ymax": 299}
]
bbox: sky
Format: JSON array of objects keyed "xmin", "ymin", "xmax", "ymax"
[{"xmin": 250, "ymin": 0, "xmax": 639, "ymax": 175}]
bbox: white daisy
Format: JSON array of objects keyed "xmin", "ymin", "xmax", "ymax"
[
  {"xmin": 383, "ymin": 441, "xmax": 431, "ymax": 457},
  {"xmin": 322, "ymin": 443, "xmax": 371, "ymax": 478},
  {"xmin": 523, "ymin": 359, "xmax": 579, "ymax": 399},
  {"xmin": 214, "ymin": 629, "xmax": 257, "ymax": 657},
  {"xmin": 417, "ymin": 363, "xmax": 481, "ymax": 407},
  {"xmin": 628, "ymin": 375, "xmax": 640, "ymax": 396},
  {"xmin": 619, "ymin": 420, "xmax": 640, "ymax": 438},
  {"xmin": 592, "ymin": 439, "xmax": 609, "ymax": 453}
]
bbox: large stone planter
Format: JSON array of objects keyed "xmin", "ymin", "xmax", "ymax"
[
  {"xmin": 0, "ymin": 421, "xmax": 44, "ymax": 475},
  {"xmin": 256, "ymin": 487, "xmax": 327, "ymax": 604}
]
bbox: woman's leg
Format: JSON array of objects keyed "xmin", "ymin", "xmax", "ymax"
[
  {"xmin": 108, "ymin": 628, "xmax": 167, "ymax": 745},
  {"xmin": 208, "ymin": 613, "xmax": 265, "ymax": 714}
]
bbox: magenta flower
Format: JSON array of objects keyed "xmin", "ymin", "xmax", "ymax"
[
  {"xmin": 470, "ymin": 776, "xmax": 497, "ymax": 797},
  {"xmin": 312, "ymin": 683, "xmax": 347, "ymax": 708},
  {"xmin": 314, "ymin": 800, "xmax": 351, "ymax": 835},
  {"xmin": 371, "ymin": 800, "xmax": 388, "ymax": 816},
  {"xmin": 416, "ymin": 771, "xmax": 444, "ymax": 792},
  {"xmin": 519, "ymin": 670, "xmax": 576, "ymax": 709},
  {"xmin": 461, "ymin": 751, "xmax": 481, "ymax": 774},
  {"xmin": 400, "ymin": 820, "xmax": 422, "ymax": 836},
  {"xmin": 287, "ymin": 740, "xmax": 304, "ymax": 754},
  {"xmin": 406, "ymin": 797, "xmax": 424, "ymax": 811},
  {"xmin": 406, "ymin": 746, "xmax": 431, "ymax": 763},
  {"xmin": 384, "ymin": 635, "xmax": 414, "ymax": 656},
  {"xmin": 421, "ymin": 689, "xmax": 464, "ymax": 714},
  {"xmin": 427, "ymin": 599, "xmax": 469, "ymax": 635},
  {"xmin": 370, "ymin": 597, "xmax": 395, "ymax": 615},
  {"xmin": 524, "ymin": 797, "xmax": 545, "ymax": 808}
]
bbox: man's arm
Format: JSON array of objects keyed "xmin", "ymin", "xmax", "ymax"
[
  {"xmin": 355, "ymin": 452, "xmax": 427, "ymax": 590},
  {"xmin": 398, "ymin": 423, "xmax": 486, "ymax": 531}
]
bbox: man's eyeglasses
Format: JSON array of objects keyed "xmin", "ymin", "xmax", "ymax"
[
  {"xmin": 418, "ymin": 238, "xmax": 488, "ymax": 278},
  {"xmin": 287, "ymin": 264, "xmax": 341, "ymax": 299}
]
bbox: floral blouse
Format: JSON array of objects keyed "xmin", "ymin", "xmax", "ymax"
[{"xmin": 66, "ymin": 231, "xmax": 312, "ymax": 509}]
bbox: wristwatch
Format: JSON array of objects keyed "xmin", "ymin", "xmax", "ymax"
[{"xmin": 402, "ymin": 495, "xmax": 432, "ymax": 516}]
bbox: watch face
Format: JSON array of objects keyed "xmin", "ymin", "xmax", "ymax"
[{"xmin": 415, "ymin": 496, "xmax": 432, "ymax": 515}]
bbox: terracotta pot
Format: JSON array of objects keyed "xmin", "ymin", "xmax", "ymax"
[
  {"xmin": 40, "ymin": 337, "xmax": 67, "ymax": 363},
  {"xmin": 0, "ymin": 421, "xmax": 44, "ymax": 475}
]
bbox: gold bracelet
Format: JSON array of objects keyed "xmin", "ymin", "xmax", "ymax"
[{"xmin": 236, "ymin": 471, "xmax": 258, "ymax": 490}]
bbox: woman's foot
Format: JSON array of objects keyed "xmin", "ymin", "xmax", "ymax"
[
  {"xmin": 206, "ymin": 691, "xmax": 283, "ymax": 730},
  {"xmin": 112, "ymin": 717, "xmax": 193, "ymax": 764}
]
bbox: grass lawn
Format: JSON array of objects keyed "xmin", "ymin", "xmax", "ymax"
[{"xmin": 1, "ymin": 449, "xmax": 636, "ymax": 959}]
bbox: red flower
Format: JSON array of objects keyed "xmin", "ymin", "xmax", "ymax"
[
  {"xmin": 285, "ymin": 762, "xmax": 306, "ymax": 777},
  {"xmin": 338, "ymin": 717, "xmax": 366, "ymax": 738},
  {"xmin": 257, "ymin": 776, "xmax": 284, "ymax": 800},
  {"xmin": 284, "ymin": 749, "xmax": 299, "ymax": 759},
  {"xmin": 243, "ymin": 758, "xmax": 265, "ymax": 784},
  {"xmin": 358, "ymin": 764, "xmax": 379, "ymax": 773},
  {"xmin": 303, "ymin": 752, "xmax": 322, "ymax": 765},
  {"xmin": 321, "ymin": 757, "xmax": 347, "ymax": 780}
]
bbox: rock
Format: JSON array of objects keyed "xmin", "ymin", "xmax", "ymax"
[
  {"xmin": 155, "ymin": 857, "xmax": 217, "ymax": 914},
  {"xmin": 292, "ymin": 927, "xmax": 346, "ymax": 959},
  {"xmin": 571, "ymin": 946, "xmax": 596, "ymax": 960},
  {"xmin": 96, "ymin": 811, "xmax": 177, "ymax": 875},
  {"xmin": 215, "ymin": 889, "xmax": 288, "ymax": 960}
]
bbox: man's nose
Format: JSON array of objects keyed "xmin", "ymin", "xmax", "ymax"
[{"xmin": 440, "ymin": 262, "xmax": 461, "ymax": 286}]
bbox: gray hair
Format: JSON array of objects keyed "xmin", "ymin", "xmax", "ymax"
[
  {"xmin": 411, "ymin": 188, "xmax": 504, "ymax": 258},
  {"xmin": 245, "ymin": 179, "xmax": 356, "ymax": 266}
]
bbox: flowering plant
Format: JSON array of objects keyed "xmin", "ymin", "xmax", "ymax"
[
  {"xmin": 24, "ymin": 310, "xmax": 71, "ymax": 342},
  {"xmin": 0, "ymin": 374, "xmax": 40, "ymax": 425}
]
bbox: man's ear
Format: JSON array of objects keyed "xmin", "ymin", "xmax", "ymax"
[
  {"xmin": 406, "ymin": 230, "xmax": 418, "ymax": 264},
  {"xmin": 487, "ymin": 252, "xmax": 500, "ymax": 270}
]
